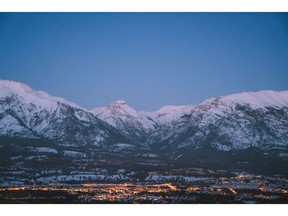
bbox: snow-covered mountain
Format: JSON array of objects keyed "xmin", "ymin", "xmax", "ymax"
[
  {"xmin": 0, "ymin": 80, "xmax": 131, "ymax": 146},
  {"xmin": 92, "ymin": 90, "xmax": 288, "ymax": 159},
  {"xmin": 92, "ymin": 100, "xmax": 158, "ymax": 143},
  {"xmin": 1, "ymin": 79, "xmax": 288, "ymax": 162},
  {"xmin": 148, "ymin": 91, "xmax": 288, "ymax": 158}
]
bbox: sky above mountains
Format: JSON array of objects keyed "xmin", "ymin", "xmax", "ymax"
[{"xmin": 0, "ymin": 13, "xmax": 288, "ymax": 111}]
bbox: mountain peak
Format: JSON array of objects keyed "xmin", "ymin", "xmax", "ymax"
[
  {"xmin": 106, "ymin": 100, "xmax": 138, "ymax": 114},
  {"xmin": 0, "ymin": 80, "xmax": 51, "ymax": 102},
  {"xmin": 222, "ymin": 90, "xmax": 288, "ymax": 108},
  {"xmin": 0, "ymin": 79, "xmax": 81, "ymax": 110},
  {"xmin": 107, "ymin": 100, "xmax": 131, "ymax": 110},
  {"xmin": 0, "ymin": 79, "xmax": 34, "ymax": 94},
  {"xmin": 110, "ymin": 100, "xmax": 127, "ymax": 106}
]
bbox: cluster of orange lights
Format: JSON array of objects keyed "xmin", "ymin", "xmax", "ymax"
[
  {"xmin": 259, "ymin": 187, "xmax": 266, "ymax": 192},
  {"xmin": 2, "ymin": 182, "xmax": 287, "ymax": 200},
  {"xmin": 228, "ymin": 188, "xmax": 237, "ymax": 195},
  {"xmin": 7, "ymin": 187, "xmax": 27, "ymax": 191},
  {"xmin": 186, "ymin": 187, "xmax": 201, "ymax": 191}
]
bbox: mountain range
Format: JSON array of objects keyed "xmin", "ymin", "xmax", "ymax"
[{"xmin": 1, "ymin": 80, "xmax": 288, "ymax": 174}]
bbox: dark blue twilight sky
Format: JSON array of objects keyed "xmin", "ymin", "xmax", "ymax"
[{"xmin": 0, "ymin": 13, "xmax": 288, "ymax": 111}]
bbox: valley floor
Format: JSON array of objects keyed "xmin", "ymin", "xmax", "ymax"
[{"xmin": 1, "ymin": 167, "xmax": 288, "ymax": 204}]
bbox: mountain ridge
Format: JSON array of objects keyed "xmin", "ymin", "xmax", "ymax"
[
  {"xmin": 0, "ymin": 79, "xmax": 135, "ymax": 146},
  {"xmin": 2, "ymin": 79, "xmax": 288, "ymax": 113},
  {"xmin": 1, "ymin": 79, "xmax": 288, "ymax": 156},
  {"xmin": 92, "ymin": 90, "xmax": 288, "ymax": 114},
  {"xmin": 1, "ymin": 79, "xmax": 288, "ymax": 175}
]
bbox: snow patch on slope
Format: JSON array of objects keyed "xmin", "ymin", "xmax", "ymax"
[{"xmin": 0, "ymin": 115, "xmax": 35, "ymax": 137}]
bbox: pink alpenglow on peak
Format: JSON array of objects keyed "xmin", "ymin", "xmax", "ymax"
[
  {"xmin": 221, "ymin": 90, "xmax": 288, "ymax": 108},
  {"xmin": 0, "ymin": 79, "xmax": 82, "ymax": 110},
  {"xmin": 92, "ymin": 100, "xmax": 139, "ymax": 122},
  {"xmin": 111, "ymin": 100, "xmax": 127, "ymax": 105}
]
